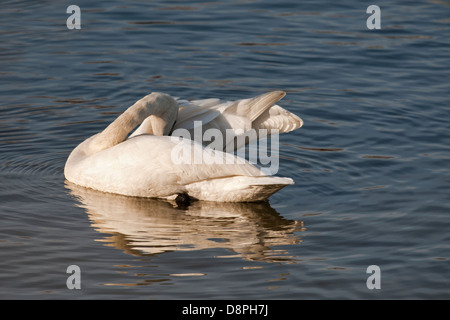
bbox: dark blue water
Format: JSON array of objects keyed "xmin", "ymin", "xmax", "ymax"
[{"xmin": 0, "ymin": 0, "xmax": 449, "ymax": 299}]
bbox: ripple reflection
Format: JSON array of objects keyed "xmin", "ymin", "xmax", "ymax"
[{"xmin": 66, "ymin": 182, "xmax": 305, "ymax": 263}]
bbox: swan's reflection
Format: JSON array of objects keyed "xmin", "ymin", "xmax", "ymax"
[{"xmin": 66, "ymin": 182, "xmax": 305, "ymax": 263}]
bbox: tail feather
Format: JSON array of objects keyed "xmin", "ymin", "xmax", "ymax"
[
  {"xmin": 185, "ymin": 176, "xmax": 294, "ymax": 202},
  {"xmin": 253, "ymin": 104, "xmax": 304, "ymax": 134}
]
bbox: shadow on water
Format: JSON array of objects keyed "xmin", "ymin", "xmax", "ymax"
[{"xmin": 65, "ymin": 181, "xmax": 305, "ymax": 263}]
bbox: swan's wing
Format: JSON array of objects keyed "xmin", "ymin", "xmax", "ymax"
[
  {"xmin": 173, "ymin": 98, "xmax": 231, "ymax": 131},
  {"xmin": 172, "ymin": 91, "xmax": 293, "ymax": 147},
  {"xmin": 186, "ymin": 98, "xmax": 221, "ymax": 108},
  {"xmin": 252, "ymin": 104, "xmax": 304, "ymax": 133},
  {"xmin": 171, "ymin": 91, "xmax": 303, "ymax": 153},
  {"xmin": 174, "ymin": 91, "xmax": 286, "ymax": 132}
]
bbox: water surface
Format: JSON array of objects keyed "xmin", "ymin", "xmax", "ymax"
[{"xmin": 0, "ymin": 0, "xmax": 449, "ymax": 299}]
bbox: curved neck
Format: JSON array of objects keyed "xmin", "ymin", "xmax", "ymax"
[{"xmin": 88, "ymin": 92, "xmax": 178, "ymax": 154}]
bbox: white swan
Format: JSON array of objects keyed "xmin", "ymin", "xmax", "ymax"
[{"xmin": 64, "ymin": 91, "xmax": 302, "ymax": 202}]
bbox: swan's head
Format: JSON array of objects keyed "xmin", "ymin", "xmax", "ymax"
[{"xmin": 132, "ymin": 92, "xmax": 179, "ymax": 136}]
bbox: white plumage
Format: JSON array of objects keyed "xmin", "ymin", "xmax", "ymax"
[{"xmin": 64, "ymin": 91, "xmax": 302, "ymax": 202}]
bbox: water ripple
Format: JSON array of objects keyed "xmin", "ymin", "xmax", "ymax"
[{"xmin": 0, "ymin": 0, "xmax": 449, "ymax": 299}]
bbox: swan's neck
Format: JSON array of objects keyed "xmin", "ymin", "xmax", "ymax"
[{"xmin": 87, "ymin": 92, "xmax": 178, "ymax": 155}]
